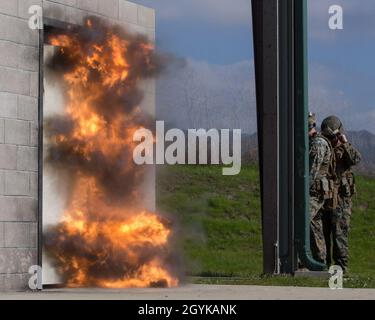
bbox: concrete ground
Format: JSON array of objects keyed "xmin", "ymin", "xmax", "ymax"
[{"xmin": 1, "ymin": 285, "xmax": 375, "ymax": 300}]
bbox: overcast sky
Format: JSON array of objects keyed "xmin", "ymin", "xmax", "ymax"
[{"xmin": 132, "ymin": 0, "xmax": 374, "ymax": 133}]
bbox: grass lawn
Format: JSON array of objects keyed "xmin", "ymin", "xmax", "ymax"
[{"xmin": 157, "ymin": 165, "xmax": 375, "ymax": 288}]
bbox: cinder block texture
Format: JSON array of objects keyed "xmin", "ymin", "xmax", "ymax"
[
  {"xmin": 0, "ymin": 93, "xmax": 18, "ymax": 119},
  {"xmin": 0, "ymin": 67, "xmax": 30, "ymax": 96},
  {"xmin": 0, "ymin": 171, "xmax": 4, "ymax": 195},
  {"xmin": 0, "ymin": 145, "xmax": 17, "ymax": 170},
  {"xmin": 29, "ymin": 173, "xmax": 38, "ymax": 198},
  {"xmin": 4, "ymin": 171, "xmax": 30, "ymax": 196},
  {"xmin": 0, "ymin": 222, "xmax": 4, "ymax": 247},
  {"xmin": 30, "ymin": 122, "xmax": 38, "ymax": 147},
  {"xmin": 29, "ymin": 72, "xmax": 39, "ymax": 98},
  {"xmin": 43, "ymin": 1, "xmax": 67, "ymax": 21},
  {"xmin": 0, "ymin": 41, "xmax": 38, "ymax": 72},
  {"xmin": 29, "ymin": 222, "xmax": 37, "ymax": 248},
  {"xmin": 0, "ymin": 0, "xmax": 18, "ymax": 16},
  {"xmin": 0, "ymin": 197, "xmax": 37, "ymax": 222},
  {"xmin": 138, "ymin": 5, "xmax": 155, "ymax": 28},
  {"xmin": 1, "ymin": 273, "xmax": 31, "ymax": 291},
  {"xmin": 20, "ymin": 46, "xmax": 39, "ymax": 73},
  {"xmin": 18, "ymin": 96, "xmax": 38, "ymax": 122},
  {"xmin": 98, "ymin": 0, "xmax": 119, "ymax": 19},
  {"xmin": 4, "ymin": 119, "xmax": 30, "ymax": 145},
  {"xmin": 0, "ymin": 248, "xmax": 37, "ymax": 273},
  {"xmin": 77, "ymin": 0, "xmax": 98, "ymax": 12},
  {"xmin": 120, "ymin": 0, "xmax": 138, "ymax": 24},
  {"xmin": 0, "ymin": 119, "xmax": 4, "ymax": 143},
  {"xmin": 52, "ymin": 0, "xmax": 78, "ymax": 6},
  {"xmin": 65, "ymin": 6, "xmax": 86, "ymax": 25},
  {"xmin": 4, "ymin": 223, "xmax": 31, "ymax": 247},
  {"xmin": 0, "ymin": 41, "xmax": 20, "ymax": 70},
  {"xmin": 0, "ymin": 14, "xmax": 38, "ymax": 47},
  {"xmin": 17, "ymin": 147, "xmax": 38, "ymax": 172}
]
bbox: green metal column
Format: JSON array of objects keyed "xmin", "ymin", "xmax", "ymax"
[{"xmin": 294, "ymin": 0, "xmax": 326, "ymax": 271}]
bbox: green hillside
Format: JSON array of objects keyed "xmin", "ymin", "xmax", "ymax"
[{"xmin": 157, "ymin": 165, "xmax": 375, "ymax": 288}]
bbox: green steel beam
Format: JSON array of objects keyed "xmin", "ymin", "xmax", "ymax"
[{"xmin": 294, "ymin": 0, "xmax": 326, "ymax": 271}]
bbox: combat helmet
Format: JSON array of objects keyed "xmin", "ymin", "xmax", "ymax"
[
  {"xmin": 321, "ymin": 116, "xmax": 344, "ymax": 139},
  {"xmin": 308, "ymin": 112, "xmax": 317, "ymax": 131}
]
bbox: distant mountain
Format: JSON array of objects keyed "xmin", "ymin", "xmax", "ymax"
[
  {"xmin": 347, "ymin": 131, "xmax": 375, "ymax": 177},
  {"xmin": 162, "ymin": 128, "xmax": 374, "ymax": 177},
  {"xmin": 241, "ymin": 131, "xmax": 374, "ymax": 177}
]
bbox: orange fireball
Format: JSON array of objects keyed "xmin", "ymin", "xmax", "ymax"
[{"xmin": 44, "ymin": 17, "xmax": 178, "ymax": 288}]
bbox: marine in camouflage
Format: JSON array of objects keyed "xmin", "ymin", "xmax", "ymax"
[
  {"xmin": 323, "ymin": 141, "xmax": 361, "ymax": 272},
  {"xmin": 309, "ymin": 134, "xmax": 334, "ymax": 264}
]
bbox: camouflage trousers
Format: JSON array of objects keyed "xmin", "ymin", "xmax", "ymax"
[
  {"xmin": 323, "ymin": 196, "xmax": 352, "ymax": 272},
  {"xmin": 309, "ymin": 196, "xmax": 327, "ymax": 264}
]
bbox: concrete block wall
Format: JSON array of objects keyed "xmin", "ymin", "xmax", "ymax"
[{"xmin": 0, "ymin": 0, "xmax": 155, "ymax": 291}]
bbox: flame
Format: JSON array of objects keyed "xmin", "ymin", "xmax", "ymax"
[
  {"xmin": 45, "ymin": 18, "xmax": 177, "ymax": 288},
  {"xmin": 53, "ymin": 198, "xmax": 177, "ymax": 288}
]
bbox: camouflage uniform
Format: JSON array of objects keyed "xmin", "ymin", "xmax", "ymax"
[
  {"xmin": 324, "ymin": 142, "xmax": 361, "ymax": 272},
  {"xmin": 309, "ymin": 134, "xmax": 335, "ymax": 264}
]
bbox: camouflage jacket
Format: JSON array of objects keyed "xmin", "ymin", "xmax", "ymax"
[
  {"xmin": 309, "ymin": 134, "xmax": 334, "ymax": 189},
  {"xmin": 334, "ymin": 142, "xmax": 362, "ymax": 177},
  {"xmin": 334, "ymin": 142, "xmax": 362, "ymax": 197}
]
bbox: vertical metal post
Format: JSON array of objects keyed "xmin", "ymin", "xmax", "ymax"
[
  {"xmin": 278, "ymin": 0, "xmax": 295, "ymax": 273},
  {"xmin": 252, "ymin": 0, "xmax": 280, "ymax": 274},
  {"xmin": 294, "ymin": 0, "xmax": 326, "ymax": 271}
]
